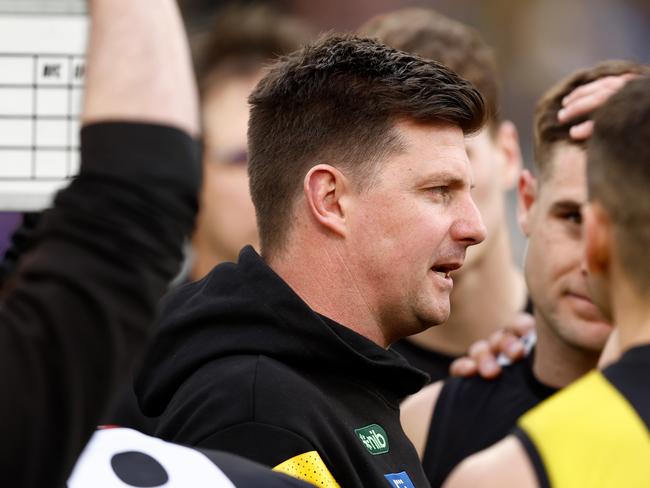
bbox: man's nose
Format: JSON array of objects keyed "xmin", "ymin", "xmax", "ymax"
[
  {"xmin": 451, "ymin": 195, "xmax": 487, "ymax": 246},
  {"xmin": 580, "ymin": 252, "xmax": 590, "ymax": 278}
]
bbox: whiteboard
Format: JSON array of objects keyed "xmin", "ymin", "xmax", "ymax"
[
  {"xmin": 0, "ymin": 14, "xmax": 87, "ymax": 211},
  {"xmin": 0, "ymin": 0, "xmax": 86, "ymax": 15}
]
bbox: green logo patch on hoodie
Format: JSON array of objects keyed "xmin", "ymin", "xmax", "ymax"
[{"xmin": 355, "ymin": 424, "xmax": 389, "ymax": 455}]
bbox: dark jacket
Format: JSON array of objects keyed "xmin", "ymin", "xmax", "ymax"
[{"xmin": 137, "ymin": 246, "xmax": 430, "ymax": 487}]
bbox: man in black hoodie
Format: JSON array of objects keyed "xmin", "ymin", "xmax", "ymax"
[{"xmin": 137, "ymin": 34, "xmax": 487, "ymax": 488}]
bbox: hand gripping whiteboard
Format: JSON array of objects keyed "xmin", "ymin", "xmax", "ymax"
[{"xmin": 0, "ymin": 12, "xmax": 87, "ymax": 210}]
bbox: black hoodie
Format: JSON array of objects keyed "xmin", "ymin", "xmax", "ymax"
[{"xmin": 136, "ymin": 246, "xmax": 430, "ymax": 488}]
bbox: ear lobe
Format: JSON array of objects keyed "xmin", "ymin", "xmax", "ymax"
[
  {"xmin": 583, "ymin": 202, "xmax": 612, "ymax": 276},
  {"xmin": 517, "ymin": 169, "xmax": 537, "ymax": 236},
  {"xmin": 496, "ymin": 121, "xmax": 523, "ymax": 190},
  {"xmin": 303, "ymin": 164, "xmax": 348, "ymax": 238}
]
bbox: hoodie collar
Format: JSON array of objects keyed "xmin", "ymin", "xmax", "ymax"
[{"xmin": 238, "ymin": 246, "xmax": 428, "ymax": 401}]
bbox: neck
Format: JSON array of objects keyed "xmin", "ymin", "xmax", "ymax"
[
  {"xmin": 612, "ymin": 278, "xmax": 650, "ymax": 354},
  {"xmin": 532, "ymin": 311, "xmax": 600, "ymax": 389},
  {"xmin": 407, "ymin": 224, "xmax": 526, "ymax": 355},
  {"xmin": 268, "ymin": 240, "xmax": 390, "ymax": 348}
]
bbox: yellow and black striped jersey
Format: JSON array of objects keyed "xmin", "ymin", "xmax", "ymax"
[{"xmin": 514, "ymin": 345, "xmax": 650, "ymax": 488}]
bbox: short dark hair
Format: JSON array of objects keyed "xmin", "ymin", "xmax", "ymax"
[
  {"xmin": 248, "ymin": 34, "xmax": 486, "ymax": 255},
  {"xmin": 359, "ymin": 8, "xmax": 500, "ymax": 129},
  {"xmin": 191, "ymin": 5, "xmax": 312, "ymax": 95},
  {"xmin": 534, "ymin": 60, "xmax": 650, "ymax": 180},
  {"xmin": 588, "ymin": 77, "xmax": 650, "ymax": 294}
]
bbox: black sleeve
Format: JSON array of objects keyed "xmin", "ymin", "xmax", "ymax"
[
  {"xmin": 512, "ymin": 428, "xmax": 551, "ymax": 488},
  {"xmin": 200, "ymin": 450, "xmax": 316, "ymax": 487},
  {"xmin": 197, "ymin": 422, "xmax": 317, "ymax": 469},
  {"xmin": 0, "ymin": 122, "xmax": 200, "ymax": 488}
]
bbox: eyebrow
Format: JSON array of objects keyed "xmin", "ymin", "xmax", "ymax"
[
  {"xmin": 549, "ymin": 199, "xmax": 583, "ymax": 212},
  {"xmin": 417, "ymin": 171, "xmax": 469, "ymax": 188}
]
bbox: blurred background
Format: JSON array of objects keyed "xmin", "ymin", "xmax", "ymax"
[
  {"xmin": 1, "ymin": 0, "xmax": 649, "ymax": 262},
  {"xmin": 179, "ymin": 0, "xmax": 650, "ymax": 166}
]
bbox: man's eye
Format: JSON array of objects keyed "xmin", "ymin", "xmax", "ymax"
[
  {"xmin": 564, "ymin": 211, "xmax": 582, "ymax": 224},
  {"xmin": 207, "ymin": 148, "xmax": 248, "ymax": 167},
  {"xmin": 430, "ymin": 186, "xmax": 450, "ymax": 197}
]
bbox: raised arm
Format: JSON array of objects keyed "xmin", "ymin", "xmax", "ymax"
[{"xmin": 83, "ymin": 0, "xmax": 199, "ymax": 134}]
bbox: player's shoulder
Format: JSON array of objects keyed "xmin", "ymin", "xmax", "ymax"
[
  {"xmin": 443, "ymin": 435, "xmax": 539, "ymax": 488},
  {"xmin": 400, "ymin": 380, "xmax": 443, "ymax": 457},
  {"xmin": 402, "ymin": 380, "xmax": 444, "ymax": 415}
]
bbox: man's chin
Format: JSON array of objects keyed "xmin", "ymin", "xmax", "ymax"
[
  {"xmin": 561, "ymin": 315, "xmax": 613, "ymax": 353},
  {"xmin": 418, "ymin": 306, "xmax": 451, "ymax": 330},
  {"xmin": 575, "ymin": 331, "xmax": 611, "ymax": 354}
]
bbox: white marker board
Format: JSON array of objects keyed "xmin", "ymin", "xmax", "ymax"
[{"xmin": 0, "ymin": 14, "xmax": 87, "ymax": 210}]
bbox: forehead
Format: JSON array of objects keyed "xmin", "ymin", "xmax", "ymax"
[
  {"xmin": 380, "ymin": 120, "xmax": 470, "ymax": 181},
  {"xmin": 539, "ymin": 143, "xmax": 587, "ymax": 203}
]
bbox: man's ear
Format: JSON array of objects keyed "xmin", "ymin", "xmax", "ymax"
[
  {"xmin": 495, "ymin": 121, "xmax": 523, "ymax": 191},
  {"xmin": 517, "ymin": 169, "xmax": 537, "ymax": 237},
  {"xmin": 303, "ymin": 164, "xmax": 350, "ymax": 238},
  {"xmin": 583, "ymin": 201, "xmax": 612, "ymax": 277}
]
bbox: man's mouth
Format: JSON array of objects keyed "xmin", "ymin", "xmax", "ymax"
[
  {"xmin": 431, "ymin": 262, "xmax": 462, "ymax": 280},
  {"xmin": 567, "ymin": 291, "xmax": 594, "ymax": 304},
  {"xmin": 565, "ymin": 290, "xmax": 609, "ymax": 322}
]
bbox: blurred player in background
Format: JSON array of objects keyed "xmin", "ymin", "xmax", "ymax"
[{"xmin": 189, "ymin": 5, "xmax": 313, "ymax": 281}]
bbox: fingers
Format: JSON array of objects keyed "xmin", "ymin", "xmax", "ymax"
[
  {"xmin": 558, "ymin": 85, "xmax": 615, "ymax": 123},
  {"xmin": 490, "ymin": 312, "xmax": 535, "ymax": 361},
  {"xmin": 449, "ymin": 357, "xmax": 478, "ymax": 377},
  {"xmin": 449, "ymin": 339, "xmax": 497, "ymax": 379},
  {"xmin": 508, "ymin": 312, "xmax": 536, "ymax": 337},
  {"xmin": 486, "ymin": 326, "xmax": 523, "ymax": 362},
  {"xmin": 561, "ymin": 73, "xmax": 637, "ymax": 108},
  {"xmin": 448, "ymin": 313, "xmax": 537, "ymax": 379},
  {"xmin": 558, "ymin": 74, "xmax": 639, "ymax": 142},
  {"xmin": 568, "ymin": 120, "xmax": 595, "ymax": 141},
  {"xmin": 468, "ymin": 340, "xmax": 501, "ymax": 379}
]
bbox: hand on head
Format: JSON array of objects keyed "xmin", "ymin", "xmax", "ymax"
[{"xmin": 559, "ymin": 73, "xmax": 640, "ymax": 140}]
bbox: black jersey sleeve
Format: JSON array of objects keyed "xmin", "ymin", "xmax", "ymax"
[
  {"xmin": 512, "ymin": 427, "xmax": 551, "ymax": 488},
  {"xmin": 602, "ymin": 345, "xmax": 650, "ymax": 430},
  {"xmin": 0, "ymin": 122, "xmax": 200, "ymax": 488}
]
